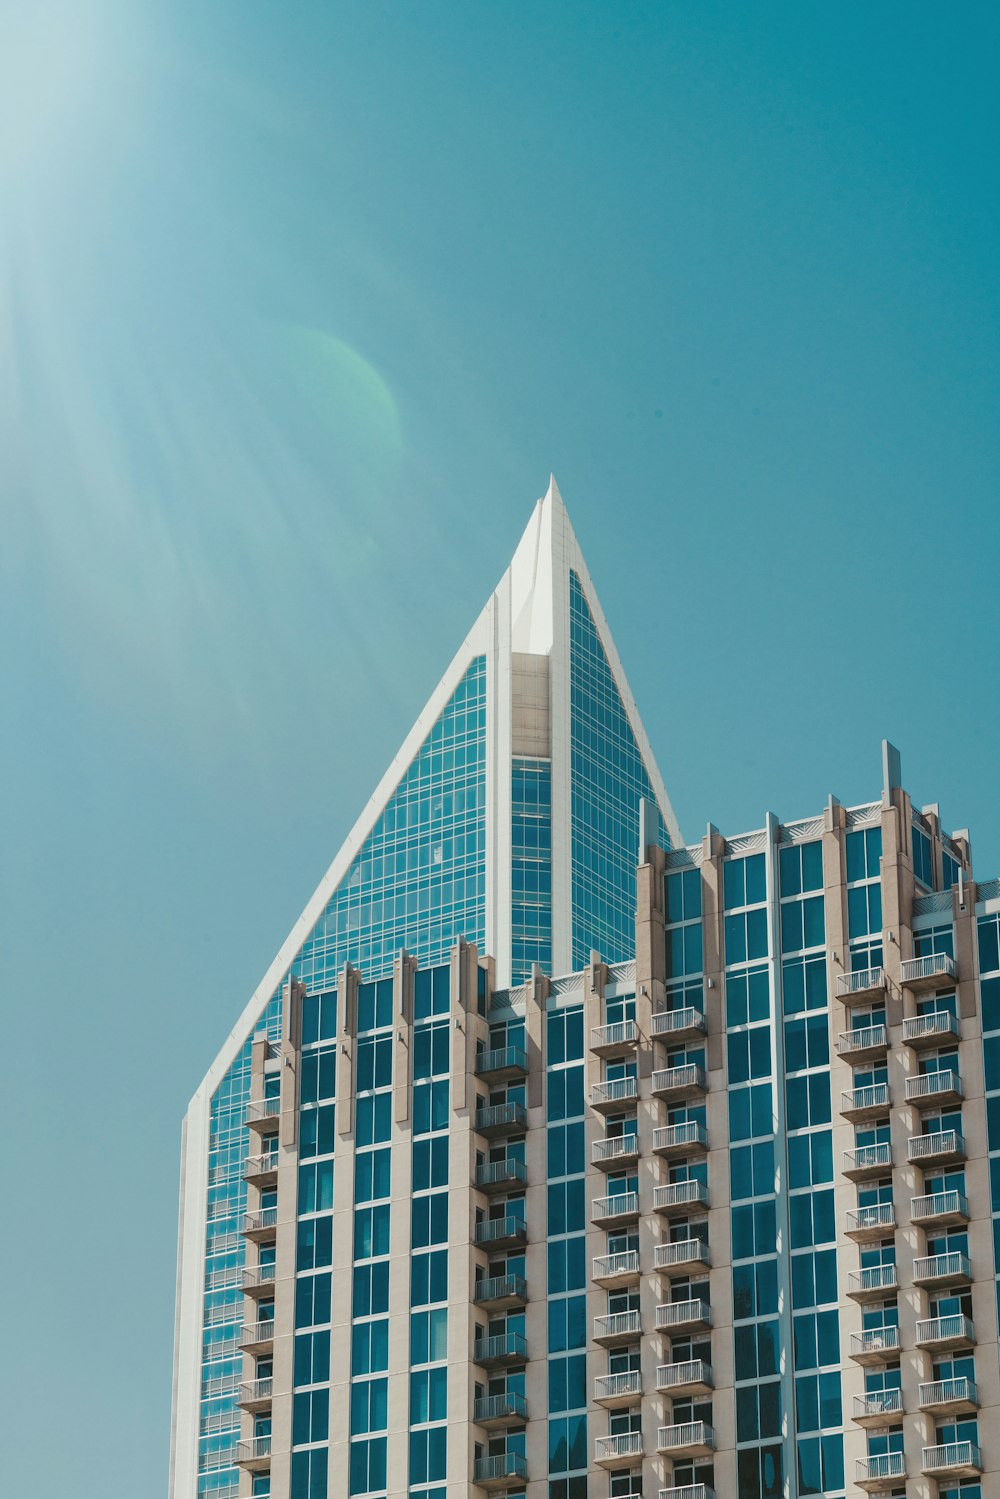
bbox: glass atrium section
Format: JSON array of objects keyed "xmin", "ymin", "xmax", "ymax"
[
  {"xmin": 568, "ymin": 570, "xmax": 666, "ymax": 967},
  {"xmin": 510, "ymin": 757, "xmax": 552, "ymax": 985}
]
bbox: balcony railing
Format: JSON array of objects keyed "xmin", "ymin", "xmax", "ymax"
[
  {"xmin": 591, "ymin": 1020, "xmax": 639, "ymax": 1054},
  {"xmin": 591, "ymin": 1077, "xmax": 639, "ymax": 1109},
  {"xmin": 837, "ymin": 1025, "xmax": 888, "ymax": 1057},
  {"xmin": 653, "ymin": 1121, "xmax": 708, "ymax": 1154},
  {"xmin": 845, "ymin": 1203, "xmax": 895, "ymax": 1239},
  {"xmin": 472, "ymin": 1452, "xmax": 528, "ymax": 1485},
  {"xmin": 592, "ymin": 1251, "xmax": 640, "ymax": 1284},
  {"xmin": 915, "ymin": 1313, "xmax": 975, "ymax": 1348},
  {"xmin": 657, "ymin": 1421, "xmax": 714, "ymax": 1455},
  {"xmin": 855, "ymin": 1452, "xmax": 905, "ymax": 1487},
  {"xmin": 593, "ymin": 1191, "xmax": 639, "ymax": 1224},
  {"xmin": 594, "ymin": 1370, "xmax": 642, "ymax": 1403},
  {"xmin": 912, "ymin": 1251, "xmax": 971, "ymax": 1287},
  {"xmin": 235, "ymin": 1436, "xmax": 272, "ymax": 1466},
  {"xmin": 905, "ymin": 1069, "xmax": 963, "ymax": 1105},
  {"xmin": 475, "ymin": 1158, "xmax": 528, "ymax": 1191},
  {"xmin": 473, "ymin": 1273, "xmax": 528, "ymax": 1306},
  {"xmin": 656, "ymin": 1359, "xmax": 713, "ymax": 1394},
  {"xmin": 853, "ymin": 1390, "xmax": 903, "ymax": 1422},
  {"xmin": 654, "ymin": 1238, "xmax": 710, "ymax": 1272},
  {"xmin": 911, "ymin": 1190, "xmax": 969, "ymax": 1225},
  {"xmin": 474, "ymin": 1101, "xmax": 527, "ymax": 1135},
  {"xmin": 836, "ymin": 967, "xmax": 885, "ymax": 1001},
  {"xmin": 239, "ymin": 1320, "xmax": 275, "ymax": 1349},
  {"xmin": 658, "ymin": 1488, "xmax": 715, "ymax": 1499},
  {"xmin": 921, "ymin": 1441, "xmax": 981, "ymax": 1476},
  {"xmin": 237, "ymin": 1377, "xmax": 273, "ymax": 1408},
  {"xmin": 655, "ymin": 1297, "xmax": 711, "ymax": 1331},
  {"xmin": 850, "ymin": 1327, "xmax": 900, "ymax": 1361},
  {"xmin": 473, "ymin": 1392, "xmax": 528, "ymax": 1424},
  {"xmin": 908, "ymin": 1127, "xmax": 965, "ymax": 1164},
  {"xmin": 592, "ymin": 1134, "xmax": 639, "ymax": 1166},
  {"xmin": 903, "ymin": 1011, "xmax": 959, "ymax": 1046},
  {"xmin": 652, "ymin": 1063, "xmax": 706, "ymax": 1097},
  {"xmin": 473, "ymin": 1331, "xmax": 527, "ymax": 1365},
  {"xmin": 653, "ymin": 1180, "xmax": 709, "ymax": 1213},
  {"xmin": 844, "ymin": 1142, "xmax": 893, "ymax": 1178},
  {"xmin": 848, "ymin": 1264, "xmax": 898, "ymax": 1299},
  {"xmin": 594, "ymin": 1432, "xmax": 643, "ymax": 1464},
  {"xmin": 242, "ymin": 1151, "xmax": 279, "ymax": 1181},
  {"xmin": 475, "ymin": 1045, "xmax": 528, "ymax": 1079},
  {"xmin": 652, "ymin": 1007, "xmax": 706, "ymax": 1039},
  {"xmin": 900, "ymin": 952, "xmax": 957, "ymax": 988},
  {"xmin": 841, "ymin": 1083, "xmax": 890, "ymax": 1118},
  {"xmin": 245, "ymin": 1096, "xmax": 280, "ymax": 1128},
  {"xmin": 474, "ymin": 1215, "xmax": 526, "ymax": 1248},
  {"xmin": 594, "ymin": 1309, "xmax": 641, "ymax": 1343},
  {"xmin": 918, "ymin": 1376, "xmax": 978, "ymax": 1412},
  {"xmin": 240, "ymin": 1264, "xmax": 277, "ymax": 1292},
  {"xmin": 242, "ymin": 1207, "xmax": 277, "ymax": 1236}
]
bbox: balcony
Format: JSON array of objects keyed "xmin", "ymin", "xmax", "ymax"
[
  {"xmin": 593, "ymin": 1309, "xmax": 641, "ymax": 1346},
  {"xmin": 841, "ymin": 1083, "xmax": 890, "ymax": 1121},
  {"xmin": 850, "ymin": 1327, "xmax": 901, "ymax": 1365},
  {"xmin": 242, "ymin": 1151, "xmax": 279, "ymax": 1186},
  {"xmin": 476, "ymin": 1045, "xmax": 528, "ymax": 1082},
  {"xmin": 906, "ymin": 1069, "xmax": 963, "ymax": 1108},
  {"xmin": 473, "ymin": 1392, "xmax": 528, "ymax": 1428},
  {"xmin": 242, "ymin": 1207, "xmax": 278, "ymax": 1241},
  {"xmin": 655, "ymin": 1297, "xmax": 711, "ymax": 1335},
  {"xmin": 594, "ymin": 1370, "xmax": 642, "ymax": 1407},
  {"xmin": 912, "ymin": 1251, "xmax": 971, "ymax": 1290},
  {"xmin": 235, "ymin": 1436, "xmax": 272, "ymax": 1471},
  {"xmin": 594, "ymin": 1431, "xmax": 643, "ymax": 1469},
  {"xmin": 591, "ymin": 1077, "xmax": 639, "ymax": 1113},
  {"xmin": 654, "ymin": 1238, "xmax": 711, "ymax": 1276},
  {"xmin": 836, "ymin": 967, "xmax": 886, "ymax": 1004},
  {"xmin": 915, "ymin": 1313, "xmax": 975, "ymax": 1351},
  {"xmin": 921, "ymin": 1442, "xmax": 982, "ymax": 1478},
  {"xmin": 837, "ymin": 1025, "xmax": 889, "ymax": 1061},
  {"xmin": 651, "ymin": 1063, "xmax": 706, "ymax": 1100},
  {"xmin": 593, "ymin": 1134, "xmax": 640, "ymax": 1169},
  {"xmin": 659, "ymin": 1488, "xmax": 715, "ymax": 1499},
  {"xmin": 475, "ymin": 1101, "xmax": 527, "ymax": 1137},
  {"xmin": 845, "ymin": 1204, "xmax": 896, "ymax": 1242},
  {"xmin": 844, "ymin": 1143, "xmax": 893, "ymax": 1180},
  {"xmin": 901, "ymin": 952, "xmax": 958, "ymax": 991},
  {"xmin": 591, "ymin": 1020, "xmax": 639, "ymax": 1057},
  {"xmin": 653, "ymin": 1181, "xmax": 709, "ymax": 1216},
  {"xmin": 855, "ymin": 1453, "xmax": 905, "ymax": 1491},
  {"xmin": 245, "ymin": 1096, "xmax": 280, "ymax": 1132},
  {"xmin": 239, "ymin": 1320, "xmax": 275, "ymax": 1353},
  {"xmin": 847, "ymin": 1265, "xmax": 899, "ymax": 1302},
  {"xmin": 918, "ymin": 1376, "xmax": 979, "ymax": 1415},
  {"xmin": 653, "ymin": 1121, "xmax": 708, "ymax": 1156},
  {"xmin": 853, "ymin": 1390, "xmax": 903, "ymax": 1427},
  {"xmin": 473, "ymin": 1274, "xmax": 528, "ymax": 1309},
  {"xmin": 652, "ymin": 1007, "xmax": 706, "ymax": 1042},
  {"xmin": 904, "ymin": 1011, "xmax": 959, "ymax": 1047},
  {"xmin": 240, "ymin": 1264, "xmax": 277, "ymax": 1296},
  {"xmin": 911, "ymin": 1190, "xmax": 969, "ymax": 1227},
  {"xmin": 472, "ymin": 1452, "xmax": 528, "ymax": 1489},
  {"xmin": 474, "ymin": 1215, "xmax": 527, "ymax": 1251},
  {"xmin": 593, "ymin": 1191, "xmax": 640, "ymax": 1228},
  {"xmin": 908, "ymin": 1128, "xmax": 965, "ymax": 1166},
  {"xmin": 657, "ymin": 1421, "xmax": 715, "ymax": 1458},
  {"xmin": 475, "ymin": 1159, "xmax": 528, "ymax": 1193},
  {"xmin": 473, "ymin": 1331, "xmax": 527, "ymax": 1367},
  {"xmin": 656, "ymin": 1360, "xmax": 714, "ymax": 1397},
  {"xmin": 237, "ymin": 1377, "xmax": 273, "ymax": 1411},
  {"xmin": 592, "ymin": 1251, "xmax": 640, "ymax": 1289}
]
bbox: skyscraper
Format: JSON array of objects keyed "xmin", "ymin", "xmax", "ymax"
[{"xmin": 171, "ymin": 485, "xmax": 999, "ymax": 1499}]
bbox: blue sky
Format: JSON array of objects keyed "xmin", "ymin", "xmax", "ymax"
[{"xmin": 2, "ymin": 3, "xmax": 998, "ymax": 1492}]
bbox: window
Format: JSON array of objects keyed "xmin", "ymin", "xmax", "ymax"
[
  {"xmin": 791, "ymin": 1248, "xmax": 837, "ymax": 1308},
  {"xmin": 412, "ymin": 1136, "xmax": 449, "ymax": 1192},
  {"xmin": 292, "ymin": 1388, "xmax": 330, "ymax": 1445},
  {"xmin": 298, "ymin": 1160, "xmax": 334, "ymax": 1215},
  {"xmin": 291, "ymin": 1447, "xmax": 328, "ymax": 1499},
  {"xmin": 293, "ymin": 1329, "xmax": 330, "ymax": 1387},
  {"xmin": 736, "ymin": 1378, "xmax": 781, "ymax": 1440},
  {"xmin": 349, "ymin": 1436, "xmax": 387, "ymax": 1496},
  {"xmin": 410, "ymin": 1307, "xmax": 448, "ymax": 1364},
  {"xmin": 353, "ymin": 1261, "xmax": 389, "ymax": 1317},
  {"xmin": 300, "ymin": 1045, "xmax": 336, "ymax": 1106},
  {"xmin": 913, "ymin": 826, "xmax": 933, "ymax": 888},
  {"xmin": 726, "ymin": 965, "xmax": 770, "ymax": 1026},
  {"xmin": 296, "ymin": 1215, "xmax": 332, "ymax": 1272},
  {"xmin": 356, "ymin": 978, "xmax": 392, "ymax": 1034},
  {"xmin": 410, "ymin": 1366, "xmax": 448, "ymax": 1423},
  {"xmin": 725, "ymin": 908, "xmax": 769, "ymax": 965},
  {"xmin": 731, "ymin": 1199, "xmax": 777, "ymax": 1260},
  {"xmin": 789, "ymin": 1189, "xmax": 835, "ymax": 1248},
  {"xmin": 666, "ymin": 867, "xmax": 702, "ymax": 922},
  {"xmin": 779, "ymin": 842, "xmax": 823, "ymax": 896},
  {"xmin": 413, "ymin": 964, "xmax": 450, "ymax": 1021},
  {"xmin": 784, "ymin": 1013, "xmax": 829, "ymax": 1072},
  {"xmin": 350, "ymin": 1376, "xmax": 388, "ymax": 1435},
  {"xmin": 356, "ymin": 1035, "xmax": 392, "ymax": 1092},
  {"xmin": 354, "ymin": 1204, "xmax": 390, "ymax": 1260},
  {"xmin": 299, "ymin": 1103, "xmax": 336, "ymax": 1159},
  {"xmin": 351, "ymin": 1318, "xmax": 388, "ymax": 1376},
  {"xmin": 730, "ymin": 1141, "xmax": 775, "ymax": 1201},
  {"xmin": 414, "ymin": 1021, "xmax": 449, "ymax": 1080},
  {"xmin": 797, "ymin": 1434, "xmax": 844, "ymax": 1496},
  {"xmin": 788, "ymin": 1132, "xmax": 833, "ymax": 1189},
  {"xmin": 786, "ymin": 1072, "xmax": 831, "ymax": 1130},
  {"xmin": 848, "ymin": 882, "xmax": 882, "ymax": 938},
  {"xmin": 547, "ymin": 1007, "xmax": 584, "ymax": 1064},
  {"xmin": 355, "ymin": 1092, "xmax": 391, "ymax": 1147},
  {"xmin": 780, "ymin": 896, "xmax": 825, "ymax": 953},
  {"xmin": 733, "ymin": 1259, "xmax": 779, "ymax": 1319},
  {"xmin": 724, "ymin": 853, "xmax": 766, "ymax": 909},
  {"xmin": 729, "ymin": 1081, "xmax": 773, "ymax": 1143},
  {"xmin": 782, "ymin": 955, "xmax": 826, "ymax": 1014},
  {"xmin": 295, "ymin": 1272, "xmax": 332, "ymax": 1328},
  {"xmin": 728, "ymin": 1028, "xmax": 772, "ymax": 1085},
  {"xmin": 411, "ymin": 1249, "xmax": 448, "ymax": 1307},
  {"xmin": 411, "ymin": 1192, "xmax": 448, "ymax": 1248},
  {"xmin": 301, "ymin": 989, "xmax": 337, "ymax": 1046},
  {"xmin": 846, "ymin": 827, "xmax": 882, "ymax": 882}
]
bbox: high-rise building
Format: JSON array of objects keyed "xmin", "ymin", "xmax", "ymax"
[{"xmin": 171, "ymin": 484, "xmax": 999, "ymax": 1499}]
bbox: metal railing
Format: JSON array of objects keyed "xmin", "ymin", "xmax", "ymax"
[
  {"xmin": 474, "ymin": 1273, "xmax": 527, "ymax": 1304},
  {"xmin": 593, "ymin": 1250, "xmax": 640, "ymax": 1281},
  {"xmin": 594, "ymin": 1370, "xmax": 642, "ymax": 1401},
  {"xmin": 846, "ymin": 1204, "xmax": 895, "ymax": 1234},
  {"xmin": 915, "ymin": 1313, "xmax": 974, "ymax": 1345},
  {"xmin": 653, "ymin": 1121, "xmax": 708, "ymax": 1152},
  {"xmin": 238, "ymin": 1378, "xmax": 273, "ymax": 1405},
  {"xmin": 657, "ymin": 1421, "xmax": 714, "ymax": 1451},
  {"xmin": 476, "ymin": 1158, "xmax": 528, "ymax": 1189},
  {"xmin": 473, "ymin": 1331, "xmax": 527, "ymax": 1363},
  {"xmin": 658, "ymin": 1487, "xmax": 714, "ymax": 1499},
  {"xmin": 591, "ymin": 1020, "xmax": 639, "ymax": 1049},
  {"xmin": 593, "ymin": 1192, "xmax": 639, "ymax": 1221},
  {"xmin": 594, "ymin": 1309, "xmax": 641, "ymax": 1340},
  {"xmin": 848, "ymin": 1265, "xmax": 898, "ymax": 1296},
  {"xmin": 242, "ymin": 1207, "xmax": 277, "ymax": 1234},
  {"xmin": 836, "ymin": 966, "xmax": 884, "ymax": 998},
  {"xmin": 656, "ymin": 1359, "xmax": 713, "ymax": 1391},
  {"xmin": 908, "ymin": 1127, "xmax": 964, "ymax": 1161},
  {"xmin": 911, "ymin": 1190, "xmax": 968, "ymax": 1221},
  {"xmin": 654, "ymin": 1238, "xmax": 710, "ymax": 1271},
  {"xmin": 844, "ymin": 1142, "xmax": 892, "ymax": 1174},
  {"xmin": 474, "ymin": 1101, "xmax": 527, "ymax": 1133},
  {"xmin": 473, "ymin": 1391, "xmax": 528, "ymax": 1423},
  {"xmin": 235, "ymin": 1437, "xmax": 272, "ymax": 1463},
  {"xmin": 906, "ymin": 1069, "xmax": 963, "ymax": 1103},
  {"xmin": 474, "ymin": 1215, "xmax": 526, "ymax": 1246},
  {"xmin": 853, "ymin": 1390, "xmax": 902, "ymax": 1420},
  {"xmin": 593, "ymin": 1134, "xmax": 638, "ymax": 1164},
  {"xmin": 918, "ymin": 1376, "xmax": 977, "ymax": 1408},
  {"xmin": 652, "ymin": 1007, "xmax": 706, "ymax": 1037},
  {"xmin": 922, "ymin": 1441, "xmax": 981, "ymax": 1473},
  {"xmin": 901, "ymin": 953, "xmax": 957, "ymax": 986},
  {"xmin": 913, "ymin": 1251, "xmax": 971, "ymax": 1283},
  {"xmin": 591, "ymin": 1077, "xmax": 638, "ymax": 1107},
  {"xmin": 656, "ymin": 1298, "xmax": 710, "ymax": 1329},
  {"xmin": 595, "ymin": 1432, "xmax": 643, "ymax": 1460},
  {"xmin": 242, "ymin": 1151, "xmax": 279, "ymax": 1178},
  {"xmin": 904, "ymin": 1011, "xmax": 959, "ymax": 1043},
  {"xmin": 837, "ymin": 1024, "xmax": 888, "ymax": 1054},
  {"xmin": 240, "ymin": 1264, "xmax": 277, "ymax": 1290},
  {"xmin": 239, "ymin": 1320, "xmax": 275, "ymax": 1347},
  {"xmin": 856, "ymin": 1453, "xmax": 904, "ymax": 1483},
  {"xmin": 245, "ymin": 1097, "xmax": 280, "ymax": 1125},
  {"xmin": 652, "ymin": 1063, "xmax": 706, "ymax": 1093},
  {"xmin": 472, "ymin": 1452, "xmax": 528, "ymax": 1483},
  {"xmin": 841, "ymin": 1083, "xmax": 890, "ymax": 1113},
  {"xmin": 850, "ymin": 1327, "xmax": 900, "ymax": 1357},
  {"xmin": 654, "ymin": 1180, "xmax": 709, "ymax": 1212},
  {"xmin": 475, "ymin": 1045, "xmax": 528, "ymax": 1076}
]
